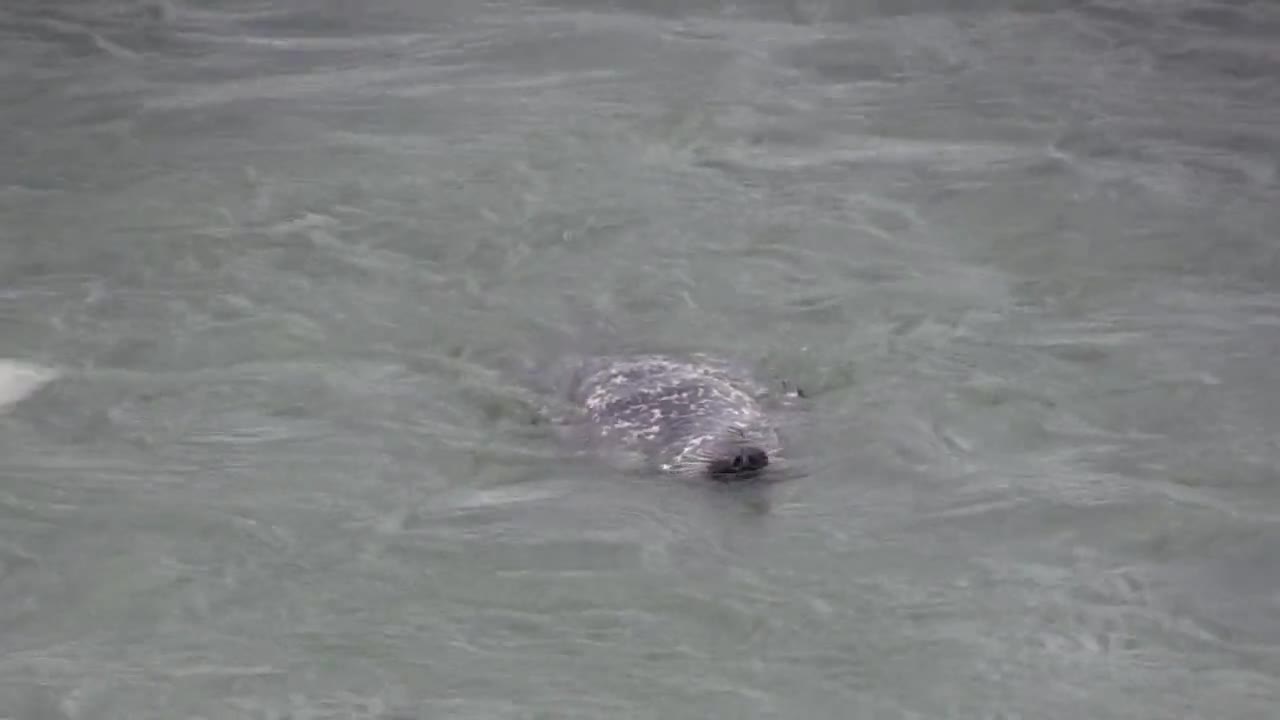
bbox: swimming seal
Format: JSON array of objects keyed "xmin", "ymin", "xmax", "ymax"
[{"xmin": 559, "ymin": 354, "xmax": 785, "ymax": 479}]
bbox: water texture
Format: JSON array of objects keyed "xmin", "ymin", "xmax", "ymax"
[{"xmin": 1, "ymin": 1, "xmax": 1278, "ymax": 718}]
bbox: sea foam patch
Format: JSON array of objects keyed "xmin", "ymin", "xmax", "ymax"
[{"xmin": 0, "ymin": 360, "xmax": 59, "ymax": 412}]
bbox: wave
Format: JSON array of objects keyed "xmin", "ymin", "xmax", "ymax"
[{"xmin": 0, "ymin": 360, "xmax": 59, "ymax": 412}]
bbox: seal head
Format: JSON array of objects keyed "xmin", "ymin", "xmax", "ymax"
[{"xmin": 564, "ymin": 354, "xmax": 783, "ymax": 480}]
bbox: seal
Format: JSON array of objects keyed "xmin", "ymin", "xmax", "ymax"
[{"xmin": 558, "ymin": 353, "xmax": 786, "ymax": 480}]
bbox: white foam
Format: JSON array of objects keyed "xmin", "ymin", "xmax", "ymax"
[{"xmin": 0, "ymin": 360, "xmax": 59, "ymax": 412}]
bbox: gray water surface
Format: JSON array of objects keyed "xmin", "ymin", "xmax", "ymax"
[{"xmin": 2, "ymin": 1, "xmax": 1279, "ymax": 718}]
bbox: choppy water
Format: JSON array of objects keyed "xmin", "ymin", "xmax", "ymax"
[{"xmin": 2, "ymin": 1, "xmax": 1279, "ymax": 718}]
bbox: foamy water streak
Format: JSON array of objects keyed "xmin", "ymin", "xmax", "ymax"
[{"xmin": 0, "ymin": 360, "xmax": 58, "ymax": 412}]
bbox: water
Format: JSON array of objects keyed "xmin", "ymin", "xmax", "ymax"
[{"xmin": 2, "ymin": 1, "xmax": 1278, "ymax": 717}]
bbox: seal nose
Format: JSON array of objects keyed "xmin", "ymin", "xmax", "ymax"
[{"xmin": 730, "ymin": 445, "xmax": 769, "ymax": 473}]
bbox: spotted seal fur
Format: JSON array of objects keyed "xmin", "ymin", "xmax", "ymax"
[{"xmin": 558, "ymin": 353, "xmax": 787, "ymax": 479}]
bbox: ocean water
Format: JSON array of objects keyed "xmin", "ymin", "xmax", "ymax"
[{"xmin": 1, "ymin": 1, "xmax": 1278, "ymax": 718}]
